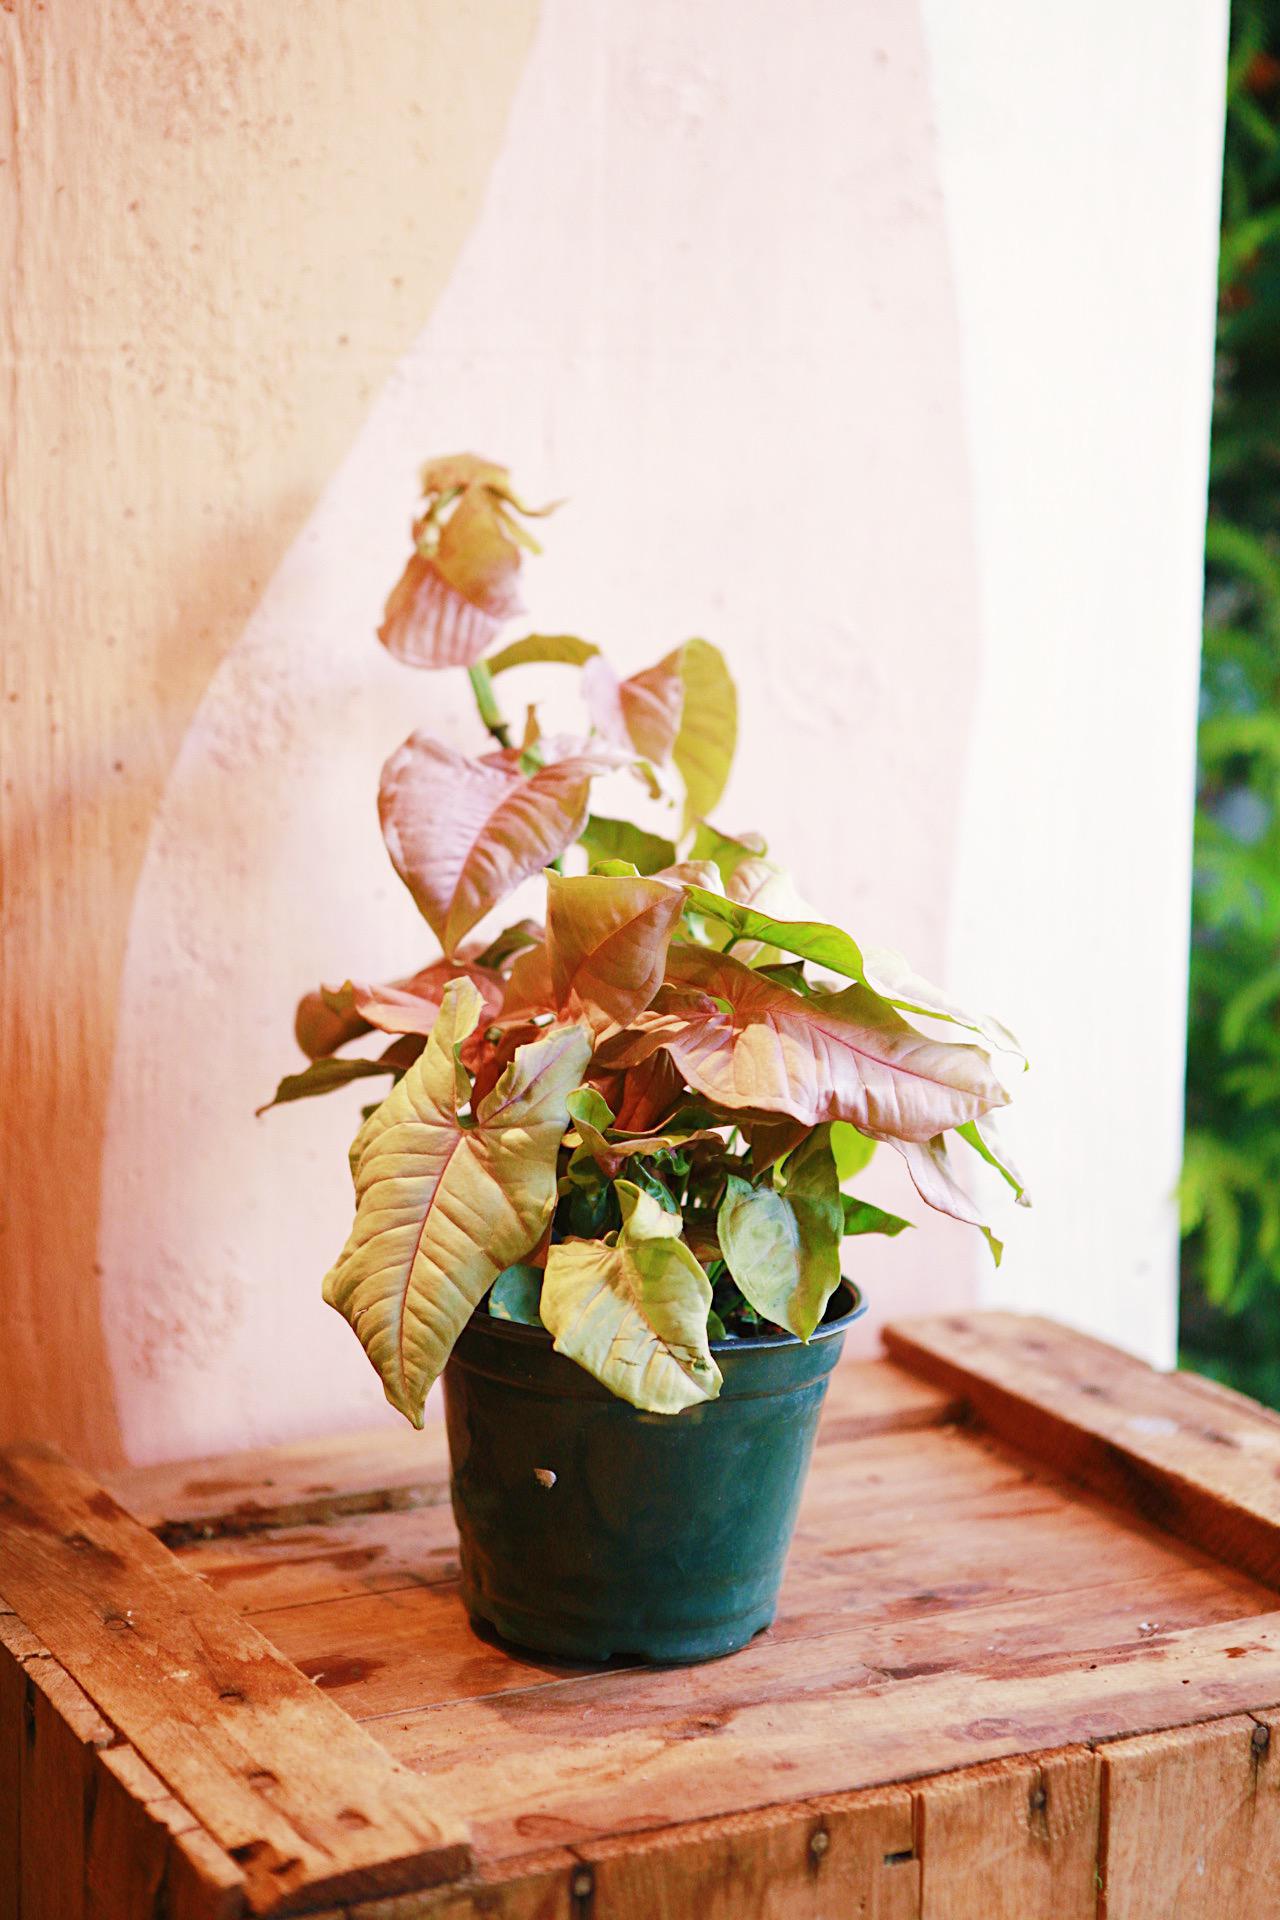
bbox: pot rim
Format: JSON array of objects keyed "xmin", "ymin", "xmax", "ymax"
[{"xmin": 472, "ymin": 1277, "xmax": 866, "ymax": 1352}]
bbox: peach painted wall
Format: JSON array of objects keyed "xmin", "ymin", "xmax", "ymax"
[{"xmin": 1, "ymin": 0, "xmax": 1226, "ymax": 1466}]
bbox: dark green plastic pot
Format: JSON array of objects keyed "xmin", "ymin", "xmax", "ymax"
[{"xmin": 441, "ymin": 1282, "xmax": 865, "ymax": 1664}]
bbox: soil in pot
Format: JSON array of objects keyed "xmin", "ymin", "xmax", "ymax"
[{"xmin": 442, "ymin": 1281, "xmax": 865, "ymax": 1664}]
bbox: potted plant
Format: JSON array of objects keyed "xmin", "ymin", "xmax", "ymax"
[{"xmin": 266, "ymin": 453, "xmax": 1027, "ymax": 1664}]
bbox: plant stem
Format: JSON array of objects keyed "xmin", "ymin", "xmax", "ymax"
[{"xmin": 468, "ymin": 661, "xmax": 513, "ymax": 749}]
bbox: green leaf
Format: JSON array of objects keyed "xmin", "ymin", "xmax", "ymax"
[
  {"xmin": 957, "ymin": 1113, "xmax": 1031, "ymax": 1207},
  {"xmin": 830, "ymin": 1121, "xmax": 876, "ymax": 1182},
  {"xmin": 689, "ymin": 822, "xmax": 766, "ymax": 883},
  {"xmin": 489, "ymin": 1265, "xmax": 545, "ymax": 1326},
  {"xmin": 683, "ymin": 888, "xmax": 866, "ymax": 981},
  {"xmin": 841, "ymin": 1197, "xmax": 912, "ymax": 1238},
  {"xmin": 486, "ymin": 633, "xmax": 600, "ymax": 675},
  {"xmin": 257, "ymin": 1056, "xmax": 397, "ymax": 1116},
  {"xmin": 707, "ymin": 1306, "xmax": 728, "ymax": 1341},
  {"xmin": 717, "ymin": 1131, "xmax": 843, "ymax": 1340},
  {"xmin": 578, "ymin": 815, "xmax": 678, "ymax": 874},
  {"xmin": 674, "ymin": 639, "xmax": 738, "ymax": 831},
  {"xmin": 541, "ymin": 1181, "xmax": 722, "ymax": 1412},
  {"xmin": 323, "ymin": 980, "xmax": 591, "ymax": 1425}
]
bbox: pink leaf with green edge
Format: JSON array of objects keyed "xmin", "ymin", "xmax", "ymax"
[
  {"xmin": 323, "ymin": 979, "xmax": 591, "ymax": 1426},
  {"xmin": 547, "ymin": 870, "xmax": 686, "ymax": 1032},
  {"xmin": 379, "ymin": 733, "xmax": 632, "ymax": 956},
  {"xmin": 295, "ymin": 960, "xmax": 504, "ymax": 1060},
  {"xmin": 612, "ymin": 946, "xmax": 1009, "ymax": 1139}
]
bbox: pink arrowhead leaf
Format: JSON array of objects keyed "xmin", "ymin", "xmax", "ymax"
[
  {"xmin": 378, "ymin": 551, "xmax": 504, "ymax": 669},
  {"xmin": 379, "ymin": 734, "xmax": 632, "ymax": 956},
  {"xmin": 621, "ymin": 946, "xmax": 1009, "ymax": 1140},
  {"xmin": 546, "ymin": 871, "xmax": 685, "ymax": 1031}
]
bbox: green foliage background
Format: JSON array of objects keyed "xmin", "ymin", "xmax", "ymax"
[{"xmin": 1180, "ymin": 1, "xmax": 1280, "ymax": 1399}]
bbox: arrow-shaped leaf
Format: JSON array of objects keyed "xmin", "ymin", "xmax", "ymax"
[
  {"xmin": 379, "ymin": 733, "xmax": 630, "ymax": 955},
  {"xmin": 546, "ymin": 870, "xmax": 685, "ymax": 1031},
  {"xmin": 643, "ymin": 947, "xmax": 1009, "ymax": 1140},
  {"xmin": 718, "ymin": 1130, "xmax": 843, "ymax": 1339},
  {"xmin": 541, "ymin": 1181, "xmax": 722, "ymax": 1413},
  {"xmin": 323, "ymin": 979, "xmax": 590, "ymax": 1425}
]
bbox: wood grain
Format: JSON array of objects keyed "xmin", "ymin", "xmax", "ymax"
[
  {"xmin": 582, "ymin": 1786, "xmax": 918, "ymax": 1920},
  {"xmin": 884, "ymin": 1311, "xmax": 1280, "ymax": 1586},
  {"xmin": 0, "ymin": 1444, "xmax": 470, "ymax": 1913},
  {"xmin": 0, "ymin": 1618, "xmax": 22, "ymax": 1920},
  {"xmin": 376, "ymin": 1613, "xmax": 1280, "ymax": 1861},
  {"xmin": 19, "ymin": 1650, "xmax": 115, "ymax": 1920},
  {"xmin": 1099, "ymin": 1714, "xmax": 1280, "ymax": 1917},
  {"xmin": 915, "ymin": 1748, "xmax": 1099, "ymax": 1918}
]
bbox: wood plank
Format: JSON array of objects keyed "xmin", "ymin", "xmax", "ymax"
[
  {"xmin": 375, "ymin": 1613, "xmax": 1280, "ymax": 1862},
  {"xmin": 20, "ymin": 1652, "xmax": 116, "ymax": 1920},
  {"xmin": 0, "ymin": 1618, "xmax": 22, "ymax": 1920},
  {"xmin": 884, "ymin": 1312, "xmax": 1280, "ymax": 1587},
  {"xmin": 86, "ymin": 1744, "xmax": 245, "ymax": 1920},
  {"xmin": 915, "ymin": 1748, "xmax": 1099, "ymax": 1918},
  {"xmin": 105, "ymin": 1361, "xmax": 956, "ymax": 1544},
  {"xmin": 1098, "ymin": 1714, "xmax": 1280, "ymax": 1917},
  {"xmin": 103, "ymin": 1426, "xmax": 451, "ymax": 1546},
  {"xmin": 581, "ymin": 1785, "xmax": 918, "ymax": 1919},
  {"xmin": 343, "ymin": 1849, "xmax": 573, "ymax": 1917},
  {"xmin": 0, "ymin": 1443, "xmax": 470, "ymax": 1914}
]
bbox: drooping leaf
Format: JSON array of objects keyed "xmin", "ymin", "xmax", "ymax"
[
  {"xmin": 257, "ymin": 1055, "xmax": 399, "ymax": 1116},
  {"xmin": 323, "ymin": 979, "xmax": 591, "ymax": 1425},
  {"xmin": 625, "ymin": 946, "xmax": 1008, "ymax": 1139},
  {"xmin": 673, "ymin": 639, "xmax": 738, "ymax": 830},
  {"xmin": 682, "ymin": 887, "xmax": 865, "ymax": 982},
  {"xmin": 541, "ymin": 1180, "xmax": 722, "ymax": 1413},
  {"xmin": 841, "ymin": 1197, "xmax": 912, "ymax": 1237},
  {"xmin": 379, "ymin": 733, "xmax": 630, "ymax": 955},
  {"xmin": 872, "ymin": 1131, "xmax": 1003, "ymax": 1265},
  {"xmin": 957, "ymin": 1112, "xmax": 1031, "ymax": 1206},
  {"xmin": 489, "ymin": 1264, "xmax": 545, "ymax": 1326},
  {"xmin": 862, "ymin": 946, "xmax": 1026, "ymax": 1065},
  {"xmin": 431, "ymin": 482, "xmax": 526, "ymax": 621},
  {"xmin": 295, "ymin": 961, "xmax": 504, "ymax": 1060},
  {"xmin": 583, "ymin": 651, "xmax": 686, "ymax": 767},
  {"xmin": 378, "ymin": 552, "xmax": 502, "ymax": 670},
  {"xmin": 486, "ymin": 633, "xmax": 600, "ymax": 676},
  {"xmin": 717, "ymin": 1130, "xmax": 843, "ymax": 1340},
  {"xmin": 578, "ymin": 814, "xmax": 677, "ymax": 874},
  {"xmin": 689, "ymin": 822, "xmax": 766, "ymax": 884},
  {"xmin": 546, "ymin": 870, "xmax": 685, "ymax": 1031}
]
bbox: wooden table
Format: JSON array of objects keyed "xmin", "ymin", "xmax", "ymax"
[{"xmin": 5, "ymin": 1312, "xmax": 1280, "ymax": 1917}]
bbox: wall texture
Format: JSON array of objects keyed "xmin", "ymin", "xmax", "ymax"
[{"xmin": 1, "ymin": 0, "xmax": 1227, "ymax": 1465}]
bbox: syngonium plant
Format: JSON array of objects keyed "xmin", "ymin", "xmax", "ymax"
[{"xmin": 266, "ymin": 453, "xmax": 1028, "ymax": 1424}]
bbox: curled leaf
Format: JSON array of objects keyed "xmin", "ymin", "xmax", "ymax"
[
  {"xmin": 583, "ymin": 651, "xmax": 685, "ymax": 766},
  {"xmin": 379, "ymin": 733, "xmax": 631, "ymax": 955},
  {"xmin": 323, "ymin": 979, "xmax": 591, "ymax": 1425},
  {"xmin": 486, "ymin": 633, "xmax": 600, "ymax": 676},
  {"xmin": 541, "ymin": 1181, "xmax": 722, "ymax": 1413}
]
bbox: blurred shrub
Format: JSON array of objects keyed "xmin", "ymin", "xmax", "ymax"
[{"xmin": 1181, "ymin": 1, "xmax": 1280, "ymax": 1398}]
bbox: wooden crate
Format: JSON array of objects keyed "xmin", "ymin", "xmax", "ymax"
[{"xmin": 5, "ymin": 1312, "xmax": 1280, "ymax": 1917}]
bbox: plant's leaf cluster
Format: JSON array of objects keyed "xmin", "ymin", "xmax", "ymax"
[{"xmin": 269, "ymin": 454, "xmax": 1027, "ymax": 1419}]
